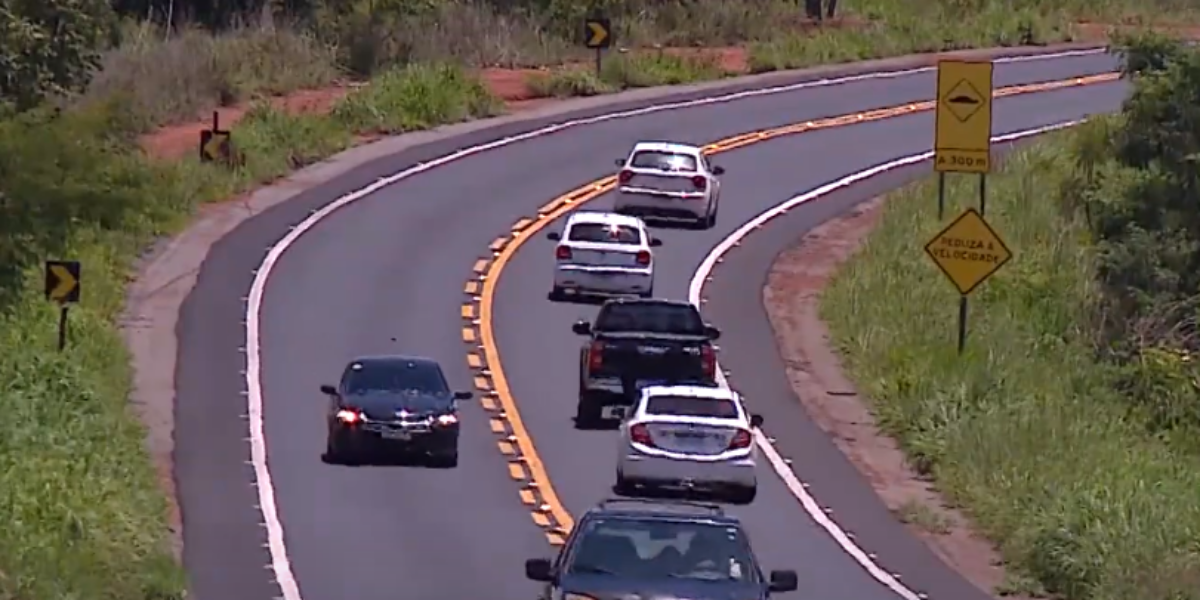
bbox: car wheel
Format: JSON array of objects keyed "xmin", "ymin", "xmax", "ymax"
[
  {"xmin": 638, "ymin": 284, "xmax": 654, "ymax": 298},
  {"xmin": 727, "ymin": 484, "xmax": 757, "ymax": 505},
  {"xmin": 574, "ymin": 395, "xmax": 603, "ymax": 429},
  {"xmin": 549, "ymin": 286, "xmax": 566, "ymax": 301},
  {"xmin": 614, "ymin": 471, "xmax": 637, "ymax": 496},
  {"xmin": 430, "ymin": 449, "xmax": 459, "ymax": 469}
]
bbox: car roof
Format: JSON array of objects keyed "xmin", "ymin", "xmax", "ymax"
[
  {"xmin": 630, "ymin": 141, "xmax": 703, "ymax": 156},
  {"xmin": 641, "ymin": 384, "xmax": 735, "ymax": 400},
  {"xmin": 346, "ymin": 354, "xmax": 441, "ymax": 369},
  {"xmin": 566, "ymin": 211, "xmax": 644, "ymax": 229},
  {"xmin": 601, "ymin": 297, "xmax": 696, "ymax": 309},
  {"xmin": 580, "ymin": 499, "xmax": 740, "ymax": 526}
]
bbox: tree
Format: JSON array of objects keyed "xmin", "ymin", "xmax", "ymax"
[{"xmin": 0, "ymin": 0, "xmax": 113, "ymax": 110}]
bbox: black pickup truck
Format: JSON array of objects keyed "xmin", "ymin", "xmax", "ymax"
[{"xmin": 572, "ymin": 298, "xmax": 721, "ymax": 428}]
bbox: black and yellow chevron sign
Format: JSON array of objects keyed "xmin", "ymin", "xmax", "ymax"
[
  {"xmin": 199, "ymin": 129, "xmax": 232, "ymax": 164},
  {"xmin": 44, "ymin": 260, "xmax": 80, "ymax": 304},
  {"xmin": 583, "ymin": 17, "xmax": 612, "ymax": 49}
]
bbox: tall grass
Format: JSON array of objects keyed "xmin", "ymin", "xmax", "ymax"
[{"xmin": 822, "ymin": 128, "xmax": 1200, "ymax": 600}]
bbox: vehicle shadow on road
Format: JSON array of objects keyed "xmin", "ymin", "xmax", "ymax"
[{"xmin": 320, "ymin": 452, "xmax": 456, "ymax": 469}]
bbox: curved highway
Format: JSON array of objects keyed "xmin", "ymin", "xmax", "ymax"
[{"xmin": 176, "ymin": 49, "xmax": 1125, "ymax": 600}]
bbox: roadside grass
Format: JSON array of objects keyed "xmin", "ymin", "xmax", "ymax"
[
  {"xmin": 0, "ymin": 64, "xmax": 498, "ymax": 600},
  {"xmin": 79, "ymin": 22, "xmax": 342, "ymax": 130},
  {"xmin": 525, "ymin": 52, "xmax": 729, "ymax": 98},
  {"xmin": 821, "ymin": 128, "xmax": 1200, "ymax": 600}
]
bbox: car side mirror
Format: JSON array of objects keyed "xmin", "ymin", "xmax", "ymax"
[
  {"xmin": 525, "ymin": 558, "xmax": 554, "ymax": 582},
  {"xmin": 768, "ymin": 569, "xmax": 798, "ymax": 592},
  {"xmin": 711, "ymin": 165, "xmax": 725, "ymax": 175},
  {"xmin": 453, "ymin": 391, "xmax": 473, "ymax": 400},
  {"xmin": 614, "ymin": 158, "xmax": 625, "ymax": 167},
  {"xmin": 704, "ymin": 325, "xmax": 721, "ymax": 340},
  {"xmin": 572, "ymin": 321, "xmax": 592, "ymax": 335},
  {"xmin": 750, "ymin": 414, "xmax": 764, "ymax": 429},
  {"xmin": 546, "ymin": 231, "xmax": 561, "ymax": 241},
  {"xmin": 320, "ymin": 384, "xmax": 337, "ymax": 396},
  {"xmin": 649, "ymin": 237, "xmax": 663, "ymax": 247}
]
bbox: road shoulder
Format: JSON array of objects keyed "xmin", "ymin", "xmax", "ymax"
[{"xmin": 762, "ymin": 197, "xmax": 1031, "ymax": 600}]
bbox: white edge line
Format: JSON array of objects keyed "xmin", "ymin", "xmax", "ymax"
[
  {"xmin": 243, "ymin": 49, "xmax": 1104, "ymax": 600},
  {"xmin": 688, "ymin": 119, "xmax": 1086, "ymax": 600}
]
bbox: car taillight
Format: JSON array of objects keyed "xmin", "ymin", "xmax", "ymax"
[
  {"xmin": 336, "ymin": 409, "xmax": 361, "ymax": 424},
  {"xmin": 619, "ymin": 170, "xmax": 634, "ymax": 184},
  {"xmin": 588, "ymin": 341, "xmax": 605, "ymax": 371},
  {"xmin": 635, "ymin": 250, "xmax": 651, "ymax": 266},
  {"xmin": 630, "ymin": 424, "xmax": 655, "ymax": 447},
  {"xmin": 556, "ymin": 245, "xmax": 572, "ymax": 260},
  {"xmin": 701, "ymin": 345, "xmax": 716, "ymax": 377},
  {"xmin": 692, "ymin": 175, "xmax": 707, "ymax": 190},
  {"xmin": 728, "ymin": 428, "xmax": 752, "ymax": 450}
]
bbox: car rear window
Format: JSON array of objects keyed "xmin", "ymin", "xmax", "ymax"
[
  {"xmin": 646, "ymin": 395, "xmax": 738, "ymax": 418},
  {"xmin": 630, "ymin": 151, "xmax": 698, "ymax": 173},
  {"xmin": 595, "ymin": 303, "xmax": 706, "ymax": 335},
  {"xmin": 568, "ymin": 223, "xmax": 642, "ymax": 244}
]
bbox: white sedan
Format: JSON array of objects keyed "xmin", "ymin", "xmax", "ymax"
[
  {"xmin": 613, "ymin": 141, "xmax": 724, "ymax": 229},
  {"xmin": 614, "ymin": 384, "xmax": 762, "ymax": 505},
  {"xmin": 546, "ymin": 211, "xmax": 661, "ymax": 300}
]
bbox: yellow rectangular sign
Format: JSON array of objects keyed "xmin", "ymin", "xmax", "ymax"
[{"xmin": 934, "ymin": 60, "xmax": 994, "ymax": 174}]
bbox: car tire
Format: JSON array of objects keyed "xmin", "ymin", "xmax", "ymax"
[
  {"xmin": 430, "ymin": 449, "xmax": 459, "ymax": 469},
  {"xmin": 727, "ymin": 484, "xmax": 757, "ymax": 505},
  {"xmin": 574, "ymin": 395, "xmax": 603, "ymax": 429},
  {"xmin": 638, "ymin": 285, "xmax": 654, "ymax": 298},
  {"xmin": 614, "ymin": 471, "xmax": 637, "ymax": 496},
  {"xmin": 549, "ymin": 286, "xmax": 566, "ymax": 301},
  {"xmin": 326, "ymin": 431, "xmax": 359, "ymax": 465}
]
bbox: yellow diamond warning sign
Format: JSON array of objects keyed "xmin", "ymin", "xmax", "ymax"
[
  {"xmin": 924, "ymin": 208, "xmax": 1012, "ymax": 295},
  {"xmin": 943, "ymin": 79, "xmax": 984, "ymax": 123}
]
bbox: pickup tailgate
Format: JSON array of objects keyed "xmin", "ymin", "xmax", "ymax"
[{"xmin": 593, "ymin": 332, "xmax": 711, "ymax": 382}]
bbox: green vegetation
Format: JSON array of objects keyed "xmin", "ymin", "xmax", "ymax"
[
  {"xmin": 822, "ymin": 34, "xmax": 1200, "ymax": 600},
  {"xmin": 0, "ymin": 56, "xmax": 497, "ymax": 598},
  {"xmin": 3, "ymin": 0, "xmax": 1200, "ymax": 597}
]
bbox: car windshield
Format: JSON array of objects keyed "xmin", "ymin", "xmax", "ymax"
[
  {"xmin": 646, "ymin": 395, "xmax": 738, "ymax": 419},
  {"xmin": 565, "ymin": 517, "xmax": 758, "ymax": 583},
  {"xmin": 595, "ymin": 303, "xmax": 705, "ymax": 335},
  {"xmin": 630, "ymin": 150, "xmax": 698, "ymax": 173},
  {"xmin": 342, "ymin": 360, "xmax": 449, "ymax": 395}
]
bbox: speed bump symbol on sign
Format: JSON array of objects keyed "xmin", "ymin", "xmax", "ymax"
[
  {"xmin": 924, "ymin": 208, "xmax": 1011, "ymax": 295},
  {"xmin": 934, "ymin": 60, "xmax": 994, "ymax": 174},
  {"xmin": 584, "ymin": 17, "xmax": 612, "ymax": 49},
  {"xmin": 44, "ymin": 260, "xmax": 81, "ymax": 304}
]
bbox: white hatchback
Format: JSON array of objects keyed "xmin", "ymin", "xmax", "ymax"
[
  {"xmin": 546, "ymin": 211, "xmax": 661, "ymax": 300},
  {"xmin": 615, "ymin": 384, "xmax": 762, "ymax": 505},
  {"xmin": 613, "ymin": 141, "xmax": 724, "ymax": 229}
]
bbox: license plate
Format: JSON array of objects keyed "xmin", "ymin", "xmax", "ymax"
[
  {"xmin": 601, "ymin": 406, "xmax": 627, "ymax": 419},
  {"xmin": 381, "ymin": 429, "xmax": 411, "ymax": 440}
]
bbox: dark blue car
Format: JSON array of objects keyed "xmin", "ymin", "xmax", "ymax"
[
  {"xmin": 525, "ymin": 498, "xmax": 799, "ymax": 600},
  {"xmin": 320, "ymin": 355, "xmax": 473, "ymax": 467}
]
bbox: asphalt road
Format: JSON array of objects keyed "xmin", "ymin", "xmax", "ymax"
[{"xmin": 177, "ymin": 50, "xmax": 1125, "ymax": 600}]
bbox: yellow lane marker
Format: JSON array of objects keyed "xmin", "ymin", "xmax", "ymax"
[
  {"xmin": 481, "ymin": 395, "xmax": 497, "ymax": 411},
  {"xmin": 464, "ymin": 281, "xmax": 479, "ymax": 294},
  {"xmin": 508, "ymin": 462, "xmax": 527, "ymax": 480},
  {"xmin": 461, "ymin": 327, "xmax": 476, "ymax": 342},
  {"xmin": 474, "ymin": 376, "xmax": 491, "ymax": 391},
  {"xmin": 461, "ymin": 304, "xmax": 476, "ymax": 319},
  {"xmin": 489, "ymin": 237, "xmax": 508, "ymax": 252},
  {"xmin": 519, "ymin": 489, "xmax": 537, "ymax": 505},
  {"xmin": 498, "ymin": 440, "xmax": 516, "ymax": 455},
  {"xmin": 476, "ymin": 72, "xmax": 1118, "ymax": 537},
  {"xmin": 546, "ymin": 532, "xmax": 566, "ymax": 546},
  {"xmin": 532, "ymin": 512, "xmax": 551, "ymax": 527},
  {"xmin": 473, "ymin": 259, "xmax": 489, "ymax": 273},
  {"xmin": 538, "ymin": 199, "xmax": 563, "ymax": 215},
  {"xmin": 466, "ymin": 353, "xmax": 483, "ymax": 368}
]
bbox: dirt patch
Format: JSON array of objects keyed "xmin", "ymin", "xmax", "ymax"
[{"xmin": 762, "ymin": 197, "xmax": 1032, "ymax": 600}]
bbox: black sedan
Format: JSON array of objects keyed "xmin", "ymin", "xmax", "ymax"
[{"xmin": 320, "ymin": 354, "xmax": 473, "ymax": 467}]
